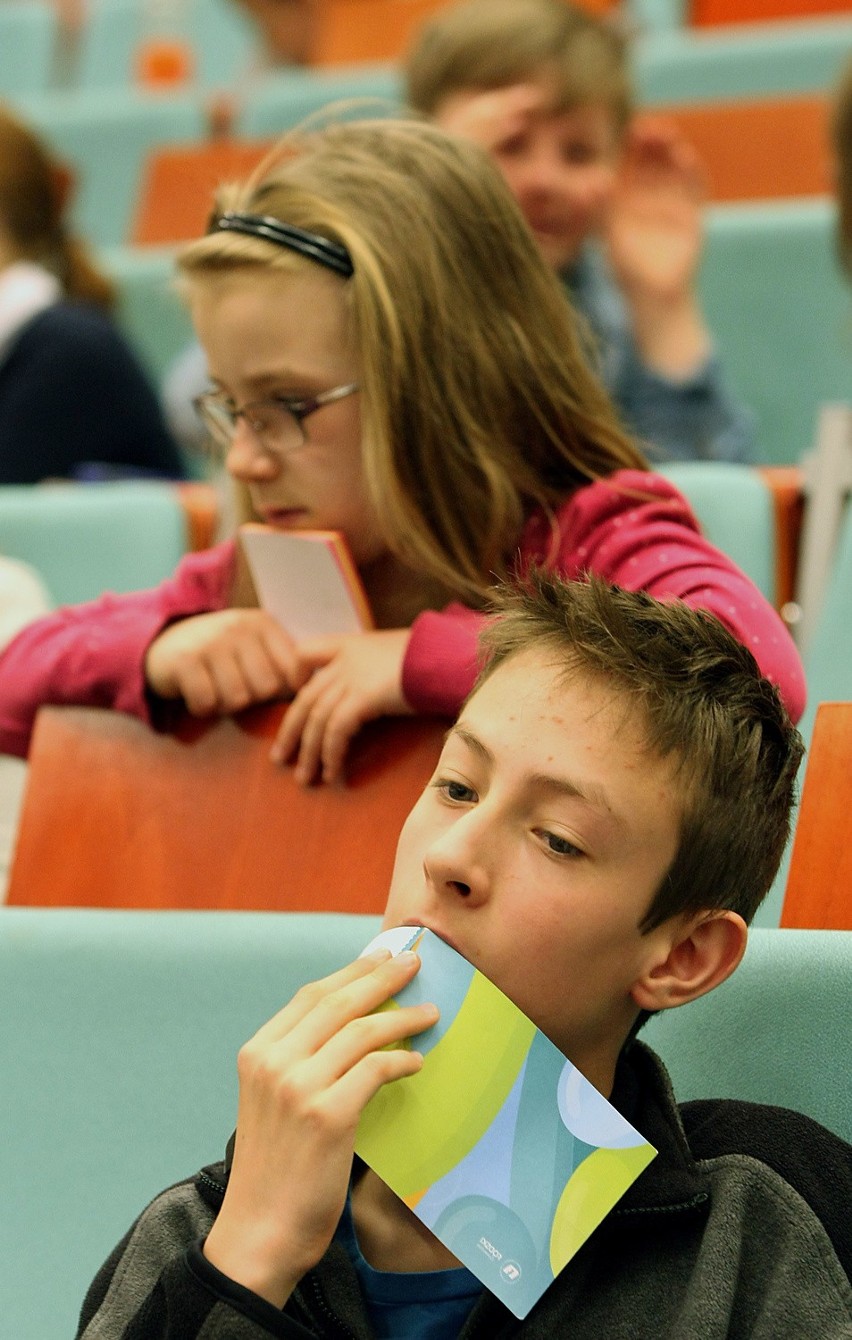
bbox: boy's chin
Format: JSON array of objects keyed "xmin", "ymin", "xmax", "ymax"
[{"xmin": 533, "ymin": 231, "xmax": 586, "ymax": 273}]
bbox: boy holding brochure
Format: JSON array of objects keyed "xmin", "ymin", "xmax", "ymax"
[{"xmin": 76, "ymin": 577, "xmax": 852, "ymax": 1339}]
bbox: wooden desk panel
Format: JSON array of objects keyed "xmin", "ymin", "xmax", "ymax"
[
  {"xmin": 7, "ymin": 704, "xmax": 446, "ymax": 913},
  {"xmin": 782, "ymin": 701, "xmax": 852, "ymax": 930}
]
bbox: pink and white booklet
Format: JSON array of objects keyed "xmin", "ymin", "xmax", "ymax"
[
  {"xmin": 239, "ymin": 525, "xmax": 372, "ymax": 641},
  {"xmin": 355, "ymin": 927, "xmax": 657, "ymax": 1319}
]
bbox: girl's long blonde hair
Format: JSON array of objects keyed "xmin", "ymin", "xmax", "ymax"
[{"xmin": 178, "ymin": 117, "xmax": 646, "ymax": 602}]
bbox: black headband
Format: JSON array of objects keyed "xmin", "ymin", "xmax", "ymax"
[{"xmin": 211, "ymin": 213, "xmax": 354, "ymax": 278}]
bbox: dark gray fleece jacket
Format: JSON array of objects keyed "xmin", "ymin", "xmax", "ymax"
[{"xmin": 76, "ymin": 1043, "xmax": 852, "ymax": 1339}]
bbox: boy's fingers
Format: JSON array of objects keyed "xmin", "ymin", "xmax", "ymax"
[{"xmin": 249, "ymin": 949, "xmax": 418, "ymax": 1049}]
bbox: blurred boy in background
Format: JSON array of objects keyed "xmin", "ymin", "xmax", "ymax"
[{"xmin": 406, "ymin": 0, "xmax": 755, "ymax": 464}]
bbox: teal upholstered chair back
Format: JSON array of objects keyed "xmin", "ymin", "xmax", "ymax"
[
  {"xmin": 657, "ymin": 461, "xmax": 774, "ymax": 598},
  {"xmin": 642, "ymin": 928, "xmax": 851, "ymax": 1139},
  {"xmin": 700, "ymin": 200, "xmax": 851, "ymax": 467},
  {"xmin": 15, "ymin": 87, "xmax": 207, "ymax": 247},
  {"xmin": 2, "ymin": 910, "xmax": 849, "ymax": 1340},
  {"xmin": 236, "ymin": 62, "xmax": 403, "ymax": 139},
  {"xmin": 105, "ymin": 243, "xmax": 193, "ymax": 382},
  {"xmin": 78, "ymin": 0, "xmax": 259, "ymax": 90},
  {"xmin": 0, "ymin": 909, "xmax": 380, "ymax": 1340},
  {"xmin": 0, "ymin": 1, "xmax": 55, "ymax": 97},
  {"xmin": 635, "ymin": 16, "xmax": 852, "ymax": 102},
  {"xmin": 0, "ymin": 481, "xmax": 189, "ymax": 606}
]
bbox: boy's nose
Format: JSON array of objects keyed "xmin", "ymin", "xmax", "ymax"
[
  {"xmin": 516, "ymin": 146, "xmax": 570, "ymax": 199},
  {"xmin": 421, "ymin": 818, "xmax": 492, "ymax": 907}
]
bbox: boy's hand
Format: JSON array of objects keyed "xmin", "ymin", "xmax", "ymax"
[
  {"xmin": 270, "ymin": 629, "xmax": 413, "ymax": 784},
  {"xmin": 144, "ymin": 609, "xmax": 307, "ymax": 715},
  {"xmin": 435, "ymin": 82, "xmax": 548, "ymax": 154},
  {"xmin": 203, "ymin": 948, "xmax": 437, "ymax": 1307},
  {"xmin": 605, "ymin": 116, "xmax": 712, "ymax": 378}
]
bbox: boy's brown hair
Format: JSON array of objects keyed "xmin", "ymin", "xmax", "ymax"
[
  {"xmin": 406, "ymin": 0, "xmax": 632, "ymax": 131},
  {"xmin": 477, "ymin": 572, "xmax": 804, "ymax": 930}
]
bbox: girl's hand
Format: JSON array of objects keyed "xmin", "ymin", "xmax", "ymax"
[
  {"xmin": 144, "ymin": 609, "xmax": 308, "ymax": 716},
  {"xmin": 271, "ymin": 629, "xmax": 413, "ymax": 784},
  {"xmin": 203, "ymin": 948, "xmax": 437, "ymax": 1307}
]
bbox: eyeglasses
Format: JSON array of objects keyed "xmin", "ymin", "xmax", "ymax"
[{"xmin": 193, "ymin": 382, "xmax": 360, "ymax": 457}]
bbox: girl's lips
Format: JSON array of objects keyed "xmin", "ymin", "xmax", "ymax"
[{"xmin": 258, "ymin": 508, "xmax": 307, "ymax": 528}]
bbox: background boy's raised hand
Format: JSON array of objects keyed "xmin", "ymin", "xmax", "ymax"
[
  {"xmin": 433, "ymin": 82, "xmax": 553, "ymax": 155},
  {"xmin": 203, "ymin": 947, "xmax": 437, "ymax": 1307},
  {"xmin": 605, "ymin": 117, "xmax": 712, "ymax": 378}
]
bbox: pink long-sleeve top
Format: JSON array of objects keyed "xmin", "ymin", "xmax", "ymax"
[{"xmin": 0, "ymin": 471, "xmax": 805, "ymax": 759}]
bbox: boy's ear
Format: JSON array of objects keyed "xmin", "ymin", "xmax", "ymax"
[{"xmin": 630, "ymin": 910, "xmax": 747, "ymax": 1014}]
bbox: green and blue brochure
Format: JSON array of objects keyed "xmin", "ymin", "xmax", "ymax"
[{"xmin": 354, "ymin": 926, "xmax": 657, "ymax": 1319}]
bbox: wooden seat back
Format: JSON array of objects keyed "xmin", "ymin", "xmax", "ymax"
[
  {"xmin": 781, "ymin": 701, "xmax": 852, "ymax": 930},
  {"xmin": 6, "ymin": 704, "xmax": 446, "ymax": 912},
  {"xmin": 691, "ymin": 0, "xmax": 851, "ymax": 25},
  {"xmin": 638, "ymin": 93, "xmax": 831, "ymax": 203},
  {"xmin": 131, "ymin": 137, "xmax": 274, "ymax": 246}
]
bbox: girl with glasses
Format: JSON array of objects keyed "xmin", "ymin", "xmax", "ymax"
[{"xmin": 0, "ymin": 118, "xmax": 804, "ymax": 780}]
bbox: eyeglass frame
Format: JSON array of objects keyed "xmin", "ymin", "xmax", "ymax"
[{"xmin": 193, "ymin": 381, "xmax": 360, "ymax": 457}]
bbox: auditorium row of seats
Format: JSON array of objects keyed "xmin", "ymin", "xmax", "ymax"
[
  {"xmin": 0, "ymin": 11, "xmax": 847, "ymax": 471},
  {"xmin": 1, "ymin": 9, "xmax": 850, "ymax": 1339},
  {"xmin": 2, "ymin": 0, "xmax": 850, "ymax": 100},
  {"xmin": 2, "ymin": 12, "xmax": 850, "ymax": 240}
]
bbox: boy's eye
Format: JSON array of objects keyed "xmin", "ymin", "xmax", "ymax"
[
  {"xmin": 561, "ymin": 143, "xmax": 597, "ymax": 166},
  {"xmin": 538, "ymin": 829, "xmax": 584, "ymax": 859},
  {"xmin": 495, "ymin": 133, "xmax": 528, "ymax": 158},
  {"xmin": 432, "ymin": 777, "xmax": 477, "ymax": 804}
]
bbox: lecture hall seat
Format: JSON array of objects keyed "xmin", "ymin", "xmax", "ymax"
[
  {"xmin": 636, "ymin": 93, "xmax": 831, "ymax": 203},
  {"xmin": 130, "ymin": 138, "xmax": 274, "ymax": 247},
  {"xmin": 2, "ymin": 907, "xmax": 849, "ymax": 1340},
  {"xmin": 0, "ymin": 482, "xmax": 192, "ymax": 607},
  {"xmin": 691, "ymin": 0, "xmax": 851, "ymax": 25},
  {"xmin": 780, "ymin": 706, "xmax": 852, "ymax": 932},
  {"xmin": 5, "ymin": 702, "xmax": 447, "ymax": 913}
]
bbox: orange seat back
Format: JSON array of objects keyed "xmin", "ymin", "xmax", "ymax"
[
  {"xmin": 781, "ymin": 702, "xmax": 852, "ymax": 930},
  {"xmin": 312, "ymin": 0, "xmax": 616, "ymax": 66},
  {"xmin": 7, "ymin": 704, "xmax": 445, "ymax": 913},
  {"xmin": 638, "ymin": 93, "xmax": 831, "ymax": 203},
  {"xmin": 691, "ymin": 0, "xmax": 851, "ymax": 25},
  {"xmin": 131, "ymin": 138, "xmax": 274, "ymax": 247},
  {"xmin": 312, "ymin": 0, "xmax": 454, "ymax": 65}
]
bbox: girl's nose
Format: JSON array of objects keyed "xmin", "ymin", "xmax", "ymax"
[{"xmin": 225, "ymin": 425, "xmax": 281, "ymax": 482}]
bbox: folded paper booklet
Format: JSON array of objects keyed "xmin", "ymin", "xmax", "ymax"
[
  {"xmin": 239, "ymin": 525, "xmax": 373, "ymax": 641},
  {"xmin": 354, "ymin": 926, "xmax": 657, "ymax": 1319}
]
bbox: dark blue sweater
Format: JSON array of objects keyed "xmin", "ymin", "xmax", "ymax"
[{"xmin": 0, "ymin": 303, "xmax": 187, "ymax": 482}]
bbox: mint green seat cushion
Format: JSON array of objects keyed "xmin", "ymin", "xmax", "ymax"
[
  {"xmin": 3, "ymin": 910, "xmax": 848, "ymax": 1338},
  {"xmin": 0, "ymin": 481, "xmax": 189, "ymax": 605},
  {"xmin": 657, "ymin": 461, "xmax": 774, "ymax": 598},
  {"xmin": 643, "ymin": 928, "xmax": 851, "ymax": 1145}
]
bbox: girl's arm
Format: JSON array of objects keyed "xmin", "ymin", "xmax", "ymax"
[
  {"xmin": 0, "ymin": 542, "xmax": 237, "ymax": 758},
  {"xmin": 402, "ymin": 471, "xmax": 806, "ymax": 725}
]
